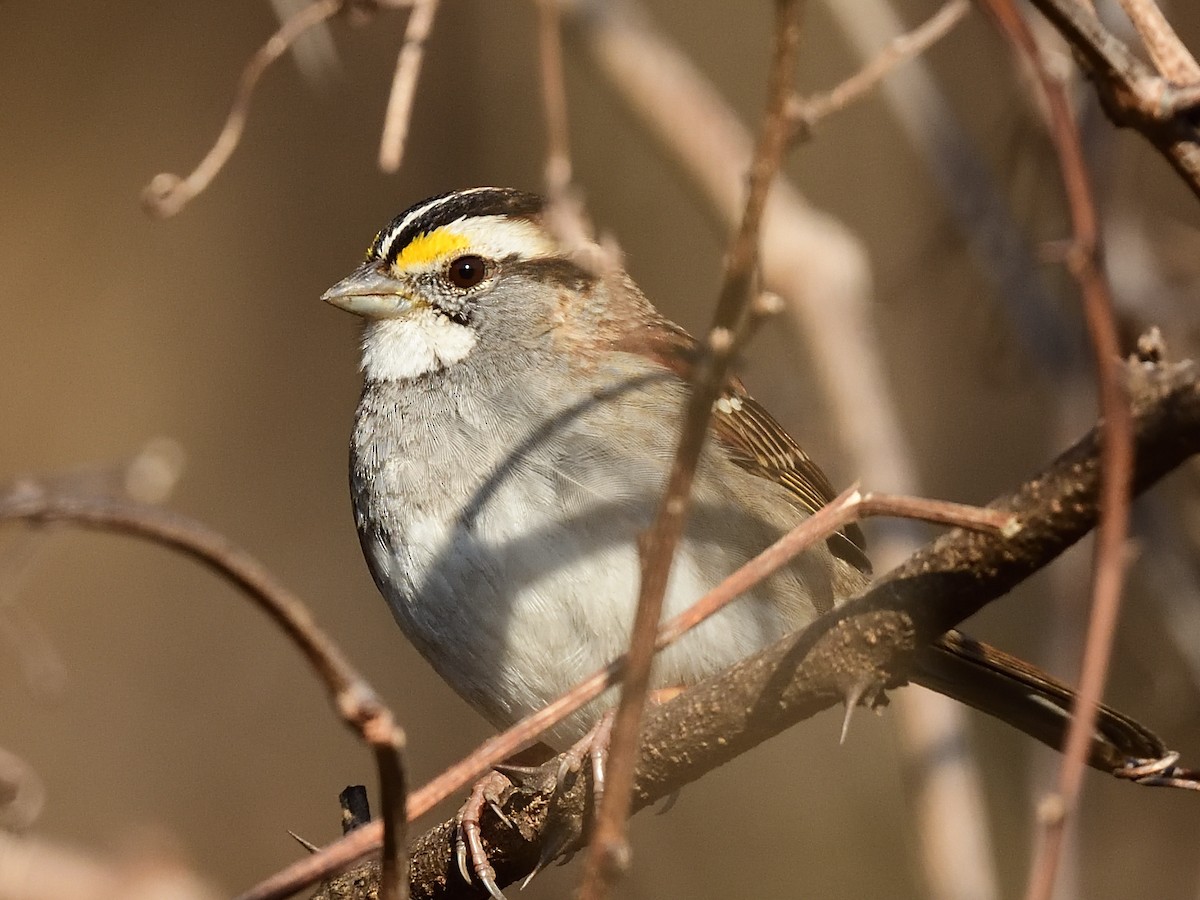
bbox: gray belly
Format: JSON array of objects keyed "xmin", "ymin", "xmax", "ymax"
[{"xmin": 351, "ymin": 378, "xmax": 833, "ymax": 746}]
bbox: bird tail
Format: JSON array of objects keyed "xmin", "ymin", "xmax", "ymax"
[{"xmin": 911, "ymin": 630, "xmax": 1166, "ymax": 773}]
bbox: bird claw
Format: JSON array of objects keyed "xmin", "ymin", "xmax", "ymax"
[
  {"xmin": 452, "ymin": 713, "xmax": 617, "ymax": 896},
  {"xmin": 453, "ymin": 770, "xmax": 514, "ymax": 899}
]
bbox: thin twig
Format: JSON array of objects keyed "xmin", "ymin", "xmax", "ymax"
[
  {"xmin": 1, "ymin": 439, "xmax": 185, "ymax": 695},
  {"xmin": 142, "ymin": 0, "xmax": 344, "ymax": 218},
  {"xmin": 538, "ymin": 0, "xmax": 572, "ymax": 198},
  {"xmin": 577, "ymin": 3, "xmax": 807, "ymax": 895},
  {"xmin": 378, "ymin": 0, "xmax": 441, "ymax": 173},
  {"xmin": 656, "ymin": 490, "xmax": 1017, "ymax": 646},
  {"xmin": 533, "ymin": 0, "xmax": 608, "ymax": 275},
  {"xmin": 235, "ymin": 484, "xmax": 1016, "ymax": 900},
  {"xmin": 788, "ymin": 0, "xmax": 970, "ymax": 140},
  {"xmin": 0, "ymin": 487, "xmax": 409, "ymax": 900},
  {"xmin": 562, "ymin": 7, "xmax": 1004, "ymax": 895},
  {"xmin": 977, "ymin": 4, "xmax": 1134, "ymax": 900},
  {"xmin": 370, "ymin": 716, "xmax": 409, "ymax": 900}
]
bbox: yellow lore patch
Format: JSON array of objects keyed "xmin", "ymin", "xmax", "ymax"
[{"xmin": 393, "ymin": 228, "xmax": 470, "ymax": 270}]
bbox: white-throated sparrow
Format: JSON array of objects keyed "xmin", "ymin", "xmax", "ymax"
[{"xmin": 323, "ymin": 187, "xmax": 1164, "ymax": 887}]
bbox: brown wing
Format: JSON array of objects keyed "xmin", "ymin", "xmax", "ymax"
[
  {"xmin": 608, "ymin": 296, "xmax": 870, "ymax": 574},
  {"xmin": 710, "ymin": 385, "xmax": 871, "ymax": 575}
]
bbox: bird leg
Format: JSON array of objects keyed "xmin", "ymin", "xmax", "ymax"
[
  {"xmin": 453, "ymin": 769, "xmax": 514, "ymax": 900},
  {"xmin": 455, "ymin": 690, "xmax": 684, "ymax": 895},
  {"xmin": 555, "ymin": 709, "xmax": 616, "ymax": 815},
  {"xmin": 451, "ymin": 742, "xmax": 556, "ymax": 898}
]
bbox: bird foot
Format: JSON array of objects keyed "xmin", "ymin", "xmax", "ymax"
[
  {"xmin": 453, "ymin": 770, "xmax": 515, "ymax": 900},
  {"xmin": 453, "ymin": 705, "xmax": 660, "ymax": 895}
]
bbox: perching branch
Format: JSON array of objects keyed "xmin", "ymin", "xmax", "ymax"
[
  {"xmin": 293, "ymin": 349, "xmax": 1200, "ymax": 900},
  {"xmin": 239, "ymin": 488, "xmax": 1017, "ymax": 900}
]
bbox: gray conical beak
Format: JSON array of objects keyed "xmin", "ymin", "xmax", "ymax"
[{"xmin": 321, "ymin": 262, "xmax": 421, "ymax": 319}]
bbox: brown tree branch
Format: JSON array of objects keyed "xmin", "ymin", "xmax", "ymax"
[
  {"xmin": 142, "ymin": 0, "xmax": 417, "ymax": 216},
  {"xmin": 788, "ymin": 0, "xmax": 971, "ymax": 140},
  {"xmin": 239, "ymin": 488, "xmax": 1017, "ymax": 900},
  {"xmin": 560, "ymin": 5, "xmax": 1005, "ymax": 896},
  {"xmin": 537, "ymin": 0, "xmax": 573, "ymax": 199},
  {"xmin": 141, "ymin": 0, "xmax": 345, "ymax": 218},
  {"xmin": 296, "ymin": 351, "xmax": 1200, "ymax": 900},
  {"xmin": 1116, "ymin": 0, "xmax": 1200, "ymax": 84},
  {"xmin": 1024, "ymin": 0, "xmax": 1200, "ymax": 200},
  {"xmin": 532, "ymin": 0, "xmax": 605, "ymax": 274},
  {"xmin": 439, "ymin": 353, "xmax": 1200, "ymax": 900}
]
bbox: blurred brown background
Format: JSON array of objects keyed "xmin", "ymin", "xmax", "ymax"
[{"xmin": 3, "ymin": 1, "xmax": 1200, "ymax": 898}]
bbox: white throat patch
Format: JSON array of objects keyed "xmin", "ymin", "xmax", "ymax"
[{"xmin": 360, "ymin": 309, "xmax": 477, "ymax": 381}]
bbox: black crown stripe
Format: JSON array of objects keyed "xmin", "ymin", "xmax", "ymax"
[{"xmin": 372, "ymin": 188, "xmax": 546, "ymax": 264}]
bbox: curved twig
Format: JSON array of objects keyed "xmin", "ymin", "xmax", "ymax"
[
  {"xmin": 0, "ymin": 486, "xmax": 408, "ymax": 900},
  {"xmin": 142, "ymin": 0, "xmax": 344, "ymax": 218}
]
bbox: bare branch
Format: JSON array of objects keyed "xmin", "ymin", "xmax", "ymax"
[
  {"xmin": 1, "ymin": 439, "xmax": 184, "ymax": 695},
  {"xmin": 141, "ymin": 0, "xmax": 344, "ymax": 218},
  {"xmin": 297, "ymin": 353, "xmax": 1200, "ymax": 900},
  {"xmin": 577, "ymin": 3, "xmax": 807, "ymax": 895},
  {"xmin": 532, "ymin": 0, "xmax": 606, "ymax": 273},
  {"xmin": 976, "ymin": 4, "xmax": 1136, "ymax": 898},
  {"xmin": 238, "ymin": 484, "xmax": 1014, "ymax": 900},
  {"xmin": 0, "ymin": 486, "xmax": 408, "ymax": 900},
  {"xmin": 378, "ymin": 0, "xmax": 441, "ymax": 173},
  {"xmin": 1116, "ymin": 0, "xmax": 1200, "ymax": 84},
  {"xmin": 561, "ymin": 4, "xmax": 1005, "ymax": 897},
  {"xmin": 788, "ymin": 0, "xmax": 970, "ymax": 140},
  {"xmin": 537, "ymin": 0, "xmax": 572, "ymax": 198},
  {"xmin": 1024, "ymin": 0, "xmax": 1200, "ymax": 199}
]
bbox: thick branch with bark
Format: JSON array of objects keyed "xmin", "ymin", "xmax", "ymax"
[
  {"xmin": 310, "ymin": 352, "xmax": 1200, "ymax": 900},
  {"xmin": 1026, "ymin": 0, "xmax": 1200, "ymax": 199}
]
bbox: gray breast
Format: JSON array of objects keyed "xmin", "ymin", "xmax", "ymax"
[{"xmin": 349, "ymin": 360, "xmax": 836, "ymax": 743}]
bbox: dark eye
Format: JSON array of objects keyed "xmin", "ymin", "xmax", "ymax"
[{"xmin": 446, "ymin": 255, "xmax": 487, "ymax": 290}]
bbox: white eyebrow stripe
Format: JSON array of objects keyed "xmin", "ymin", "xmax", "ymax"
[
  {"xmin": 376, "ymin": 187, "xmax": 498, "ymax": 260},
  {"xmin": 449, "ymin": 215, "xmax": 558, "ymax": 260}
]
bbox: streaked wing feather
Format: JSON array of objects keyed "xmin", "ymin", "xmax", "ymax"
[
  {"xmin": 711, "ymin": 387, "xmax": 871, "ymax": 574},
  {"xmin": 611, "ymin": 306, "xmax": 870, "ymax": 574}
]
